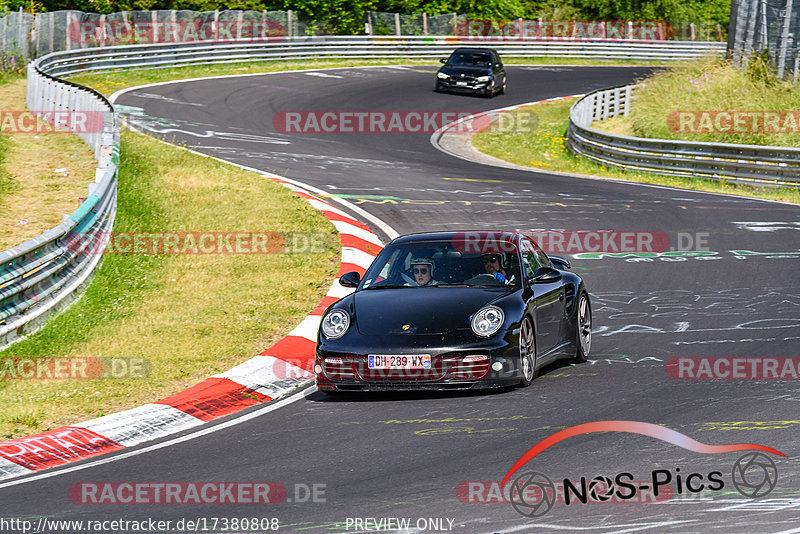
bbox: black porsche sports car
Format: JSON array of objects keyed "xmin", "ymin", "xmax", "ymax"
[
  {"xmin": 435, "ymin": 47, "xmax": 506, "ymax": 97},
  {"xmin": 314, "ymin": 231, "xmax": 591, "ymax": 391}
]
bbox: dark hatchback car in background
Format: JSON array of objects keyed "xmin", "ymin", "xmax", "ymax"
[{"xmin": 435, "ymin": 47, "xmax": 506, "ymax": 97}]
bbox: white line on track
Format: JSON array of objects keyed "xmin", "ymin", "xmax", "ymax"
[
  {"xmin": 0, "ymin": 387, "xmax": 318, "ymax": 489},
  {"xmin": 489, "ymin": 519, "xmax": 698, "ymax": 533}
]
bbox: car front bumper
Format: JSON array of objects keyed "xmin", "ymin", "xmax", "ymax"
[
  {"xmin": 315, "ymin": 331, "xmax": 522, "ymax": 391},
  {"xmin": 437, "ymin": 79, "xmax": 491, "ymax": 92}
]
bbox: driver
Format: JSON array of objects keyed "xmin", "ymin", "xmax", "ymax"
[
  {"xmin": 408, "ymin": 256, "xmax": 439, "ymax": 286},
  {"xmin": 481, "ymin": 253, "xmax": 509, "ymax": 283}
]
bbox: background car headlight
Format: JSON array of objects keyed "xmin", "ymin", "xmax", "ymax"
[
  {"xmin": 476, "ymin": 75, "xmax": 491, "ymax": 82},
  {"xmin": 437, "ymin": 72, "xmax": 449, "ymax": 79},
  {"xmin": 471, "ymin": 306, "xmax": 504, "ymax": 337},
  {"xmin": 322, "ymin": 309, "xmax": 350, "ymax": 339}
]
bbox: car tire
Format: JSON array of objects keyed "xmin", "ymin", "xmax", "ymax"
[
  {"xmin": 518, "ymin": 316, "xmax": 536, "ymax": 387},
  {"xmin": 434, "ymin": 83, "xmax": 443, "ymax": 93},
  {"xmin": 484, "ymin": 81, "xmax": 495, "ymax": 98},
  {"xmin": 573, "ymin": 292, "xmax": 592, "ymax": 363},
  {"xmin": 500, "ymin": 77, "xmax": 506, "ymax": 95}
]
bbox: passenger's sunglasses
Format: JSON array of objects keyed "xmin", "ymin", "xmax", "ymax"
[{"xmin": 413, "ymin": 267, "xmax": 429, "ymax": 275}]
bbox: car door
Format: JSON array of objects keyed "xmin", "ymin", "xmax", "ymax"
[
  {"xmin": 521, "ymin": 238, "xmax": 564, "ymax": 355},
  {"xmin": 492, "ymin": 51, "xmax": 505, "ymax": 86}
]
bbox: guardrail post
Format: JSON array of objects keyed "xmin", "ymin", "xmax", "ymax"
[
  {"xmin": 777, "ymin": 0, "xmax": 794, "ymax": 78},
  {"xmin": 65, "ymin": 12, "xmax": 73, "ymax": 50},
  {"xmin": 48, "ymin": 13, "xmax": 54, "ymax": 53},
  {"xmin": 624, "ymin": 85, "xmax": 632, "ymax": 116},
  {"xmin": 214, "ymin": 10, "xmax": 219, "ymax": 41}
]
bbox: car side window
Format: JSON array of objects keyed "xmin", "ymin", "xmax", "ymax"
[
  {"xmin": 520, "ymin": 239, "xmax": 541, "ymax": 278},
  {"xmin": 531, "ymin": 241, "xmax": 552, "ymax": 268}
]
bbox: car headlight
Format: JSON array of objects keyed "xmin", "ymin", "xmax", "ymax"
[
  {"xmin": 476, "ymin": 75, "xmax": 491, "ymax": 82},
  {"xmin": 321, "ymin": 309, "xmax": 350, "ymax": 339},
  {"xmin": 437, "ymin": 72, "xmax": 449, "ymax": 79},
  {"xmin": 471, "ymin": 306, "xmax": 504, "ymax": 337}
]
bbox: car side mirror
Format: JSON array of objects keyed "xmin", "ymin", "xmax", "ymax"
[
  {"xmin": 339, "ymin": 271, "xmax": 361, "ymax": 287},
  {"xmin": 548, "ymin": 255, "xmax": 571, "ymax": 269},
  {"xmin": 530, "ymin": 267, "xmax": 562, "ymax": 283},
  {"xmin": 440, "ymin": 58, "xmax": 447, "ymax": 64}
]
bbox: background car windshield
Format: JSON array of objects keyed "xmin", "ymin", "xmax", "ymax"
[
  {"xmin": 448, "ymin": 52, "xmax": 491, "ymax": 66},
  {"xmin": 360, "ymin": 240, "xmax": 521, "ymax": 288}
]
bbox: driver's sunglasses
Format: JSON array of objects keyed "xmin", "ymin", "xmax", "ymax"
[
  {"xmin": 413, "ymin": 267, "xmax": 429, "ymax": 275},
  {"xmin": 481, "ymin": 256, "xmax": 499, "ymax": 264}
]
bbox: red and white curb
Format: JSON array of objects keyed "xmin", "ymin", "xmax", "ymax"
[{"xmin": 0, "ymin": 177, "xmax": 384, "ymax": 481}]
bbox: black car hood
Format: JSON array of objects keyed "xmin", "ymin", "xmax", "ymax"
[
  {"xmin": 353, "ymin": 287, "xmax": 513, "ymax": 335},
  {"xmin": 439, "ymin": 65, "xmax": 492, "ymax": 77}
]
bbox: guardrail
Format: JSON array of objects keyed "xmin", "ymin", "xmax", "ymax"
[
  {"xmin": 37, "ymin": 36, "xmax": 726, "ymax": 77},
  {"xmin": 0, "ymin": 59, "xmax": 118, "ymax": 349},
  {"xmin": 567, "ymin": 84, "xmax": 800, "ymax": 186},
  {"xmin": 0, "ymin": 36, "xmax": 726, "ymax": 349}
]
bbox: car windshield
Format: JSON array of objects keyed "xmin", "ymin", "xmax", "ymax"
[
  {"xmin": 448, "ymin": 52, "xmax": 492, "ymax": 66},
  {"xmin": 360, "ymin": 239, "xmax": 521, "ymax": 289}
]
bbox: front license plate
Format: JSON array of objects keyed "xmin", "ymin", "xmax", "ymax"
[
  {"xmin": 456, "ymin": 81, "xmax": 468, "ymax": 86},
  {"xmin": 369, "ymin": 354, "xmax": 431, "ymax": 369}
]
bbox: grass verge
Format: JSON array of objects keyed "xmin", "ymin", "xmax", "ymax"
[
  {"xmin": 0, "ymin": 130, "xmax": 339, "ymax": 439},
  {"xmin": 472, "ymin": 97, "xmax": 800, "ymax": 203},
  {"xmin": 0, "ymin": 74, "xmax": 98, "ymax": 250},
  {"xmin": 594, "ymin": 57, "xmax": 800, "ymax": 147},
  {"xmin": 70, "ymin": 57, "xmax": 671, "ymax": 96}
]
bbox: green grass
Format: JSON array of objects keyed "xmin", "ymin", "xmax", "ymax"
[
  {"xmin": 0, "ymin": 130, "xmax": 339, "ymax": 439},
  {"xmin": 0, "ymin": 75, "xmax": 98, "ymax": 250},
  {"xmin": 472, "ymin": 97, "xmax": 800, "ymax": 203},
  {"xmin": 596, "ymin": 57, "xmax": 800, "ymax": 147},
  {"xmin": 70, "ymin": 56, "xmax": 671, "ymax": 96},
  {"xmin": 0, "ymin": 73, "xmax": 22, "ymax": 210}
]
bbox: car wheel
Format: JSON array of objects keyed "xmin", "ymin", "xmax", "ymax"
[
  {"xmin": 518, "ymin": 316, "xmax": 536, "ymax": 387},
  {"xmin": 574, "ymin": 292, "xmax": 592, "ymax": 362},
  {"xmin": 484, "ymin": 81, "xmax": 495, "ymax": 98},
  {"xmin": 500, "ymin": 77, "xmax": 506, "ymax": 95},
  {"xmin": 434, "ymin": 83, "xmax": 443, "ymax": 93}
]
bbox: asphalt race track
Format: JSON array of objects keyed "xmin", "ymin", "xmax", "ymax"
[{"xmin": 3, "ymin": 65, "xmax": 799, "ymax": 533}]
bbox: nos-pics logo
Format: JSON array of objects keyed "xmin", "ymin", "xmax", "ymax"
[{"xmin": 502, "ymin": 421, "xmax": 785, "ymax": 518}]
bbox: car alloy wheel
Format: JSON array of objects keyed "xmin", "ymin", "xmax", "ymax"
[
  {"xmin": 518, "ymin": 316, "xmax": 536, "ymax": 386},
  {"xmin": 500, "ymin": 78, "xmax": 506, "ymax": 94},
  {"xmin": 574, "ymin": 292, "xmax": 592, "ymax": 362}
]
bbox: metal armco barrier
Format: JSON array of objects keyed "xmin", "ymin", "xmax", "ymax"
[
  {"xmin": 0, "ymin": 58, "xmax": 118, "ymax": 349},
  {"xmin": 36, "ymin": 36, "xmax": 726, "ymax": 77},
  {"xmin": 567, "ymin": 84, "xmax": 800, "ymax": 185}
]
